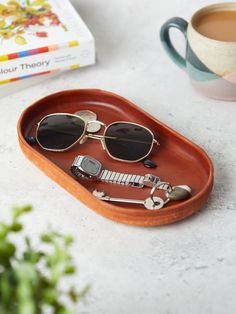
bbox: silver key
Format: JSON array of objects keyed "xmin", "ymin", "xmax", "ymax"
[
  {"xmin": 92, "ymin": 190, "xmax": 164, "ymax": 210},
  {"xmin": 164, "ymin": 185, "xmax": 191, "ymax": 205}
]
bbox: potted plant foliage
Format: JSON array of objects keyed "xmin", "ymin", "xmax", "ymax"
[{"xmin": 0, "ymin": 205, "xmax": 88, "ymax": 314}]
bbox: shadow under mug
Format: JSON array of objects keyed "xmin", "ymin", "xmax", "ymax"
[{"xmin": 160, "ymin": 3, "xmax": 236, "ymax": 101}]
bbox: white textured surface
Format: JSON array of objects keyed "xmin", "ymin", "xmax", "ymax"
[{"xmin": 0, "ymin": 0, "xmax": 236, "ymax": 313}]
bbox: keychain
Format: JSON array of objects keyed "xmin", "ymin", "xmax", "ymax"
[
  {"xmin": 92, "ymin": 184, "xmax": 191, "ymax": 210},
  {"xmin": 71, "ymin": 155, "xmax": 192, "ymax": 210}
]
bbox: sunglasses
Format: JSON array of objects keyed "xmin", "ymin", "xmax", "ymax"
[{"xmin": 31, "ymin": 113, "xmax": 159, "ymax": 162}]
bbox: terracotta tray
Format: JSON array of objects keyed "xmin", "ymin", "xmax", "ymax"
[{"xmin": 17, "ymin": 89, "xmax": 213, "ymax": 226}]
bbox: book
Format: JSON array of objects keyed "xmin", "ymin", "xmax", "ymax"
[
  {"xmin": 0, "ymin": 0, "xmax": 95, "ymax": 85},
  {"xmin": 0, "ymin": 71, "xmax": 59, "ymax": 98}
]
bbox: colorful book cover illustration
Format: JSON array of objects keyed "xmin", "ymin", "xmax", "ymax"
[
  {"xmin": 0, "ymin": 0, "xmax": 95, "ymax": 84},
  {"xmin": 0, "ymin": 0, "xmax": 67, "ymax": 47}
]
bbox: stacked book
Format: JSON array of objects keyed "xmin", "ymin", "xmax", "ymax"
[{"xmin": 0, "ymin": 0, "xmax": 95, "ymax": 88}]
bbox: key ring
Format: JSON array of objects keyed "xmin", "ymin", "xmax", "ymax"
[{"xmin": 150, "ymin": 181, "xmax": 173, "ymax": 200}]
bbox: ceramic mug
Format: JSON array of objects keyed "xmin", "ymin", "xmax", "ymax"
[{"xmin": 160, "ymin": 3, "xmax": 236, "ymax": 100}]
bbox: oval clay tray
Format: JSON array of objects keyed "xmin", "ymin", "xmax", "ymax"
[{"xmin": 17, "ymin": 89, "xmax": 213, "ymax": 226}]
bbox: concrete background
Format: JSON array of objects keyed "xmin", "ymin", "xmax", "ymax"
[{"xmin": 0, "ymin": 0, "xmax": 236, "ymax": 313}]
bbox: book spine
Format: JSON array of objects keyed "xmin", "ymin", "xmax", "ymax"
[{"xmin": 0, "ymin": 40, "xmax": 95, "ymax": 84}]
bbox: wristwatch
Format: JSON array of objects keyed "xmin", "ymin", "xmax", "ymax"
[{"xmin": 71, "ymin": 155, "xmax": 161, "ymax": 188}]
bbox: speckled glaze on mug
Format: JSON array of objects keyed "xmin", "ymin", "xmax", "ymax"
[{"xmin": 160, "ymin": 3, "xmax": 236, "ymax": 101}]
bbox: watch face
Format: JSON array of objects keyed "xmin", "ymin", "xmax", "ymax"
[{"xmin": 81, "ymin": 156, "xmax": 102, "ymax": 176}]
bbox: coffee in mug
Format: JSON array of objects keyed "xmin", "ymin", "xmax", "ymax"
[{"xmin": 195, "ymin": 10, "xmax": 236, "ymax": 41}]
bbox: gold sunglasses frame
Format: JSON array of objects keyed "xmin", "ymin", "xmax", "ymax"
[{"xmin": 35, "ymin": 113, "xmax": 159, "ymax": 163}]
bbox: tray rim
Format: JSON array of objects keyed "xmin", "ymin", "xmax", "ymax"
[{"xmin": 17, "ymin": 88, "xmax": 214, "ymax": 226}]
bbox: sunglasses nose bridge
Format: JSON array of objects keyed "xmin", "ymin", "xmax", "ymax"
[{"xmin": 85, "ymin": 134, "xmax": 106, "ymax": 150}]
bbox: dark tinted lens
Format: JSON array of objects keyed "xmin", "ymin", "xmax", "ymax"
[
  {"xmin": 104, "ymin": 122, "xmax": 154, "ymax": 161},
  {"xmin": 37, "ymin": 114, "xmax": 85, "ymax": 150}
]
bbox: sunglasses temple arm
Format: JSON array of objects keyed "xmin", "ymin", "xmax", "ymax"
[{"xmin": 87, "ymin": 134, "xmax": 159, "ymax": 146}]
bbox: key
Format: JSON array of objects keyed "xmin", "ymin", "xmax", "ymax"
[
  {"xmin": 164, "ymin": 185, "xmax": 191, "ymax": 205},
  {"xmin": 92, "ymin": 190, "xmax": 164, "ymax": 210},
  {"xmin": 144, "ymin": 197, "xmax": 164, "ymax": 210}
]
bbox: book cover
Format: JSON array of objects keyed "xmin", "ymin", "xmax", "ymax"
[{"xmin": 0, "ymin": 0, "xmax": 95, "ymax": 84}]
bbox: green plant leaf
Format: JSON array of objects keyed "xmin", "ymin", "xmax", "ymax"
[
  {"xmin": 0, "ymin": 206, "xmax": 87, "ymax": 313},
  {"xmin": 41, "ymin": 234, "xmax": 52, "ymax": 243},
  {"xmin": 0, "ymin": 241, "xmax": 16, "ymax": 261},
  {"xmin": 11, "ymin": 223, "xmax": 23, "ymax": 232},
  {"xmin": 12, "ymin": 205, "xmax": 32, "ymax": 218},
  {"xmin": 0, "ymin": 224, "xmax": 7, "ymax": 240},
  {"xmin": 64, "ymin": 265, "xmax": 76, "ymax": 274}
]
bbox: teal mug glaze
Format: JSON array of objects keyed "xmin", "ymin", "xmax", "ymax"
[{"xmin": 160, "ymin": 3, "xmax": 236, "ymax": 101}]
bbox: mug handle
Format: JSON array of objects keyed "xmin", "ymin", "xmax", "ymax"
[{"xmin": 160, "ymin": 17, "xmax": 188, "ymax": 69}]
